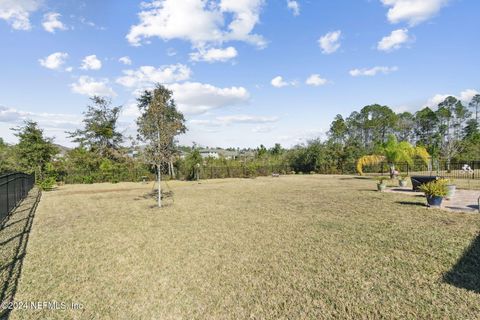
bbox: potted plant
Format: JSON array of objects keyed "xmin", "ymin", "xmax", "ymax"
[
  {"xmin": 376, "ymin": 176, "xmax": 388, "ymax": 192},
  {"xmin": 398, "ymin": 174, "xmax": 408, "ymax": 187},
  {"xmin": 444, "ymin": 178, "xmax": 456, "ymax": 200},
  {"xmin": 419, "ymin": 179, "xmax": 448, "ymax": 207}
]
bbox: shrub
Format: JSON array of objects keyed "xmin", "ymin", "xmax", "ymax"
[
  {"xmin": 245, "ymin": 163, "xmax": 257, "ymax": 178},
  {"xmin": 82, "ymin": 175, "xmax": 95, "ymax": 184},
  {"xmin": 376, "ymin": 176, "xmax": 389, "ymax": 184},
  {"xmin": 38, "ymin": 177, "xmax": 56, "ymax": 191},
  {"xmin": 419, "ymin": 179, "xmax": 448, "ymax": 197}
]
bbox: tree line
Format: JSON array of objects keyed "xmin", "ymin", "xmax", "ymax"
[{"xmin": 1, "ymin": 87, "xmax": 479, "ymax": 194}]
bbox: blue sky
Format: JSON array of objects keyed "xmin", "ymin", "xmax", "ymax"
[{"xmin": 0, "ymin": 0, "xmax": 478, "ymax": 148}]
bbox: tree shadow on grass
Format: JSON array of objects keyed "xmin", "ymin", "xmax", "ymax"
[
  {"xmin": 0, "ymin": 188, "xmax": 41, "ymax": 319},
  {"xmin": 443, "ymin": 233, "xmax": 480, "ymax": 293},
  {"xmin": 134, "ymin": 190, "xmax": 175, "ymax": 208}
]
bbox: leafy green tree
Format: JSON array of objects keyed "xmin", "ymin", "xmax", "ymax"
[
  {"xmin": 68, "ymin": 96, "xmax": 123, "ymax": 158},
  {"xmin": 356, "ymin": 135, "xmax": 430, "ymax": 177},
  {"xmin": 256, "ymin": 144, "xmax": 268, "ymax": 158},
  {"xmin": 360, "ymin": 104, "xmax": 398, "ymax": 147},
  {"xmin": 328, "ymin": 114, "xmax": 348, "ymax": 144},
  {"xmin": 0, "ymin": 138, "xmax": 17, "ymax": 173},
  {"xmin": 469, "ymin": 94, "xmax": 480, "ymax": 124},
  {"xmin": 287, "ymin": 140, "xmax": 324, "ymax": 173},
  {"xmin": 184, "ymin": 149, "xmax": 202, "ymax": 180},
  {"xmin": 436, "ymin": 96, "xmax": 470, "ymax": 168},
  {"xmin": 414, "ymin": 107, "xmax": 440, "ymax": 156},
  {"xmin": 136, "ymin": 84, "xmax": 186, "ymax": 207},
  {"xmin": 13, "ymin": 120, "xmax": 58, "ymax": 180},
  {"xmin": 395, "ymin": 112, "xmax": 415, "ymax": 142},
  {"xmin": 269, "ymin": 143, "xmax": 283, "ymax": 157}
]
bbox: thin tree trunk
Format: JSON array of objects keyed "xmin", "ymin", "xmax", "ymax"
[{"xmin": 157, "ymin": 164, "xmax": 161, "ymax": 208}]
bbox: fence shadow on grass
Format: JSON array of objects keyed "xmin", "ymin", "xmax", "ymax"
[
  {"xmin": 0, "ymin": 188, "xmax": 41, "ymax": 319},
  {"xmin": 443, "ymin": 233, "xmax": 480, "ymax": 294}
]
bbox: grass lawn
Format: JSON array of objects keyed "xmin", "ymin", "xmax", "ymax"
[{"xmin": 6, "ymin": 175, "xmax": 480, "ymax": 319}]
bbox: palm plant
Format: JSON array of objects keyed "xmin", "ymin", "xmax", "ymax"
[{"xmin": 356, "ymin": 135, "xmax": 430, "ymax": 177}]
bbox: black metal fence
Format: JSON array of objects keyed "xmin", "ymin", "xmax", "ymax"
[
  {"xmin": 361, "ymin": 160, "xmax": 479, "ymax": 180},
  {"xmin": 0, "ymin": 172, "xmax": 35, "ymax": 222}
]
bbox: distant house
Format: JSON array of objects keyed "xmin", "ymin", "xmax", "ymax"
[
  {"xmin": 220, "ymin": 150, "xmax": 239, "ymax": 160},
  {"xmin": 127, "ymin": 150, "xmax": 139, "ymax": 158},
  {"xmin": 198, "ymin": 149, "xmax": 240, "ymax": 160},
  {"xmin": 199, "ymin": 149, "xmax": 220, "ymax": 159},
  {"xmin": 52, "ymin": 144, "xmax": 71, "ymax": 160}
]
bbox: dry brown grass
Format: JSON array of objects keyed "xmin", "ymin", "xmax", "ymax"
[{"xmin": 7, "ymin": 175, "xmax": 480, "ymax": 319}]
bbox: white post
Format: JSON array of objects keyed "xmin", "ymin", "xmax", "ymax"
[
  {"xmin": 157, "ymin": 124, "xmax": 162, "ymax": 208},
  {"xmin": 157, "ymin": 164, "xmax": 161, "ymax": 208}
]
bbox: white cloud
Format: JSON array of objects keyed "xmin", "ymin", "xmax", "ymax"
[
  {"xmin": 191, "ymin": 114, "xmax": 278, "ymax": 127},
  {"xmin": 377, "ymin": 28, "xmax": 411, "ymax": 51},
  {"xmin": 287, "ymin": 0, "xmax": 300, "ymax": 16},
  {"xmin": 305, "ymin": 74, "xmax": 327, "ymax": 87},
  {"xmin": 70, "ymin": 76, "xmax": 116, "ymax": 97},
  {"xmin": 167, "ymin": 82, "xmax": 250, "ymax": 115},
  {"xmin": 80, "ymin": 55, "xmax": 102, "ymax": 70},
  {"xmin": 0, "ymin": 0, "xmax": 41, "ymax": 30},
  {"xmin": 0, "ymin": 105, "xmax": 23, "ymax": 122},
  {"xmin": 167, "ymin": 48, "xmax": 177, "ymax": 56},
  {"xmin": 459, "ymin": 89, "xmax": 479, "ymax": 103},
  {"xmin": 126, "ymin": 0, "xmax": 266, "ymax": 48},
  {"xmin": 271, "ymin": 76, "xmax": 292, "ymax": 88},
  {"xmin": 121, "ymin": 102, "xmax": 142, "ymax": 118},
  {"xmin": 216, "ymin": 114, "xmax": 278, "ymax": 125},
  {"xmin": 119, "ymin": 56, "xmax": 132, "ymax": 65},
  {"xmin": 39, "ymin": 52, "xmax": 69, "ymax": 70},
  {"xmin": 190, "ymin": 46, "xmax": 238, "ymax": 63},
  {"xmin": 427, "ymin": 89, "xmax": 479, "ymax": 107},
  {"xmin": 42, "ymin": 12, "xmax": 67, "ymax": 33},
  {"xmin": 349, "ymin": 66, "xmax": 399, "ymax": 77},
  {"xmin": 381, "ymin": 0, "xmax": 449, "ymax": 26},
  {"xmin": 318, "ymin": 30, "xmax": 341, "ymax": 54},
  {"xmin": 0, "ymin": 104, "xmax": 84, "ymax": 146},
  {"xmin": 0, "ymin": 105, "xmax": 80, "ymax": 128},
  {"xmin": 427, "ymin": 94, "xmax": 450, "ymax": 107},
  {"xmin": 116, "ymin": 64, "xmax": 192, "ymax": 89},
  {"xmin": 277, "ymin": 128, "xmax": 326, "ymax": 147},
  {"xmin": 252, "ymin": 125, "xmax": 275, "ymax": 133}
]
